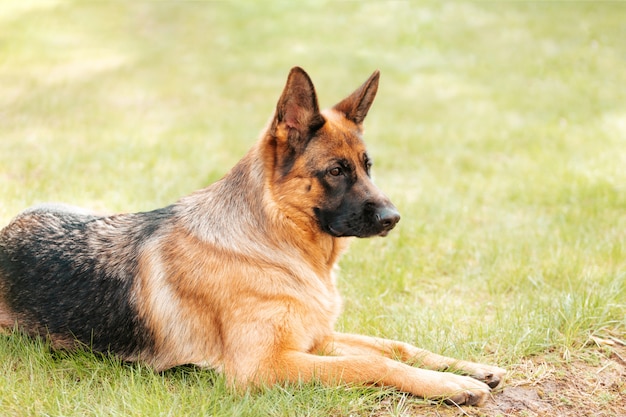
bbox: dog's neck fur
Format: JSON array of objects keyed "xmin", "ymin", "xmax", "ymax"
[{"xmin": 175, "ymin": 140, "xmax": 348, "ymax": 280}]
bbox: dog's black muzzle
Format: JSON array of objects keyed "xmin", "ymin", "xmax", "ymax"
[{"xmin": 317, "ymin": 200, "xmax": 401, "ymax": 238}]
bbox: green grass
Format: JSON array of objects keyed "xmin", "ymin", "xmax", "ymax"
[{"xmin": 1, "ymin": 1, "xmax": 625, "ymax": 416}]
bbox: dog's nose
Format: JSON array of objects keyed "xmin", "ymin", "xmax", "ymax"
[{"xmin": 376, "ymin": 206, "xmax": 401, "ymax": 232}]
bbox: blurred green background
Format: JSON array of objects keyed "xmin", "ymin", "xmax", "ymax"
[{"xmin": 3, "ymin": 2, "xmax": 624, "ymax": 216}]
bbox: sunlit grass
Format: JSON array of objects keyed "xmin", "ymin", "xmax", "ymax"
[{"xmin": 1, "ymin": 1, "xmax": 625, "ymax": 416}]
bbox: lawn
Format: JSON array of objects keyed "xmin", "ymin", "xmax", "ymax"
[{"xmin": 1, "ymin": 1, "xmax": 625, "ymax": 416}]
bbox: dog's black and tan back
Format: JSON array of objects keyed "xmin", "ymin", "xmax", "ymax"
[
  {"xmin": 0, "ymin": 67, "xmax": 504, "ymax": 406},
  {"xmin": 0, "ymin": 204, "xmax": 174, "ymax": 356}
]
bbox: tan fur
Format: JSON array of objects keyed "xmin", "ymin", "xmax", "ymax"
[{"xmin": 0, "ymin": 298, "xmax": 15, "ymax": 330}]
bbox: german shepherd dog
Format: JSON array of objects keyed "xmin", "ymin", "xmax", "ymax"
[{"xmin": 0, "ymin": 67, "xmax": 505, "ymax": 405}]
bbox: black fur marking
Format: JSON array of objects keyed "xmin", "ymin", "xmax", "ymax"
[
  {"xmin": 0, "ymin": 206, "xmax": 174, "ymax": 357},
  {"xmin": 363, "ymin": 153, "xmax": 372, "ymax": 177}
]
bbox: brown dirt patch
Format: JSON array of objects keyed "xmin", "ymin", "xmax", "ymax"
[
  {"xmin": 392, "ymin": 340, "xmax": 626, "ymax": 416},
  {"xmin": 481, "ymin": 341, "xmax": 626, "ymax": 417}
]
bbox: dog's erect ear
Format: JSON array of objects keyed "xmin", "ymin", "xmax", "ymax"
[
  {"xmin": 273, "ymin": 67, "xmax": 325, "ymax": 151},
  {"xmin": 333, "ymin": 70, "xmax": 380, "ymax": 126}
]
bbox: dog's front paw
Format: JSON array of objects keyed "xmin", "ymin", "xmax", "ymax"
[
  {"xmin": 467, "ymin": 364, "xmax": 506, "ymax": 389},
  {"xmin": 437, "ymin": 374, "xmax": 491, "ymax": 406}
]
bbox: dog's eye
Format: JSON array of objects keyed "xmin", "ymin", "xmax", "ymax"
[{"xmin": 328, "ymin": 167, "xmax": 343, "ymax": 177}]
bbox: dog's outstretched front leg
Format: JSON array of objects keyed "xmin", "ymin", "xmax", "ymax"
[
  {"xmin": 266, "ymin": 350, "xmax": 492, "ymax": 406},
  {"xmin": 327, "ymin": 332, "xmax": 506, "ymax": 389}
]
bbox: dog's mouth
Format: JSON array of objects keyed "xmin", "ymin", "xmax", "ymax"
[
  {"xmin": 323, "ymin": 219, "xmax": 399, "ymax": 238},
  {"xmin": 327, "ymin": 224, "xmax": 344, "ymax": 237},
  {"xmin": 328, "ymin": 226, "xmax": 393, "ymax": 238},
  {"xmin": 318, "ymin": 214, "xmax": 352, "ymax": 237}
]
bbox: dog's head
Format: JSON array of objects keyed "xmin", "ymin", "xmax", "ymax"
[{"xmin": 265, "ymin": 67, "xmax": 400, "ymax": 238}]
